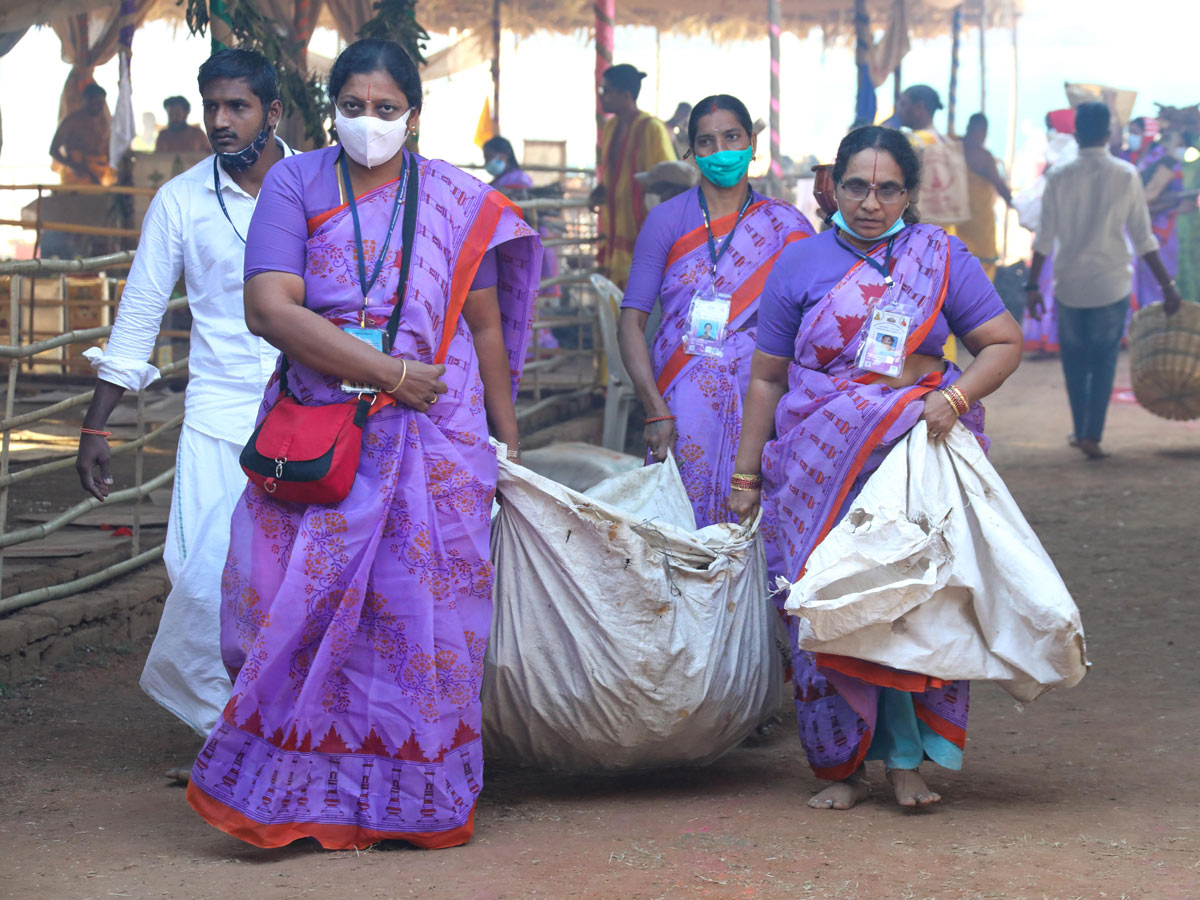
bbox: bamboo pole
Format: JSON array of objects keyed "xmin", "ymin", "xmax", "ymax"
[
  {"xmin": 595, "ymin": 0, "xmax": 615, "ymax": 165},
  {"xmin": 1002, "ymin": 0, "xmax": 1017, "ymax": 261},
  {"xmin": 0, "ymin": 413, "xmax": 183, "ymax": 490},
  {"xmin": 0, "ymin": 251, "xmax": 135, "ymax": 275},
  {"xmin": 0, "ymin": 543, "xmax": 164, "ymax": 616},
  {"xmin": 768, "ymin": 0, "xmax": 783, "ymax": 194},
  {"xmin": 0, "ymin": 276, "xmax": 19, "ymax": 597},
  {"xmin": 0, "ymin": 466, "xmax": 174, "ymax": 551},
  {"xmin": 980, "ymin": 0, "xmax": 988, "ymax": 114},
  {"xmin": 948, "ymin": 5, "xmax": 962, "ymax": 135},
  {"xmin": 491, "ymin": 0, "xmax": 502, "ymax": 131}
]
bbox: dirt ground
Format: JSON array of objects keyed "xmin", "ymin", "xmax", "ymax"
[{"xmin": 2, "ymin": 354, "xmax": 1199, "ymax": 900}]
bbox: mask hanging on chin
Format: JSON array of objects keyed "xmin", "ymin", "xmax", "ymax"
[
  {"xmin": 218, "ymin": 118, "xmax": 271, "ymax": 173},
  {"xmin": 831, "ymin": 209, "xmax": 907, "ymax": 242},
  {"xmin": 336, "ymin": 108, "xmax": 412, "ymax": 169}
]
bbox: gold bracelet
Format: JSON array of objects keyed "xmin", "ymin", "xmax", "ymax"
[
  {"xmin": 387, "ymin": 358, "xmax": 408, "ymax": 394},
  {"xmin": 940, "ymin": 385, "xmax": 969, "ymax": 417},
  {"xmin": 730, "ymin": 483, "xmax": 761, "ymax": 493}
]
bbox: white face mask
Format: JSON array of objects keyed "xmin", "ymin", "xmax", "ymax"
[{"xmin": 335, "ymin": 107, "xmax": 411, "ymax": 168}]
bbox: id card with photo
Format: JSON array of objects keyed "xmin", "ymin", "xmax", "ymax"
[
  {"xmin": 856, "ymin": 309, "xmax": 911, "ymax": 378},
  {"xmin": 340, "ymin": 325, "xmax": 385, "ymax": 394},
  {"xmin": 684, "ymin": 292, "xmax": 732, "ymax": 358}
]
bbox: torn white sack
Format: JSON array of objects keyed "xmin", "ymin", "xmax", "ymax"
[{"xmin": 785, "ymin": 420, "xmax": 1088, "ymax": 703}]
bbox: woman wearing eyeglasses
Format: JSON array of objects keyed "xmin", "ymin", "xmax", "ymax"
[
  {"xmin": 729, "ymin": 126, "xmax": 1022, "ymax": 811},
  {"xmin": 617, "ymin": 94, "xmax": 813, "ymax": 534}
]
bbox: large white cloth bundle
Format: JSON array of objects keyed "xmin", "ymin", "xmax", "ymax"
[
  {"xmin": 484, "ymin": 455, "xmax": 780, "ymax": 772},
  {"xmin": 785, "ymin": 422, "xmax": 1088, "ymax": 703}
]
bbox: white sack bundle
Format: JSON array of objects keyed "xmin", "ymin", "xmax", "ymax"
[
  {"xmin": 484, "ymin": 454, "xmax": 780, "ymax": 772},
  {"xmin": 785, "ymin": 421, "xmax": 1088, "ymax": 703}
]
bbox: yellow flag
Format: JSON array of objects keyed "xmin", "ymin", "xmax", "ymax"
[{"xmin": 474, "ymin": 98, "xmax": 495, "ymax": 148}]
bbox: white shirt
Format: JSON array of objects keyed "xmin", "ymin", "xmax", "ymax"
[
  {"xmin": 1032, "ymin": 146, "xmax": 1158, "ymax": 308},
  {"xmin": 86, "ymin": 140, "xmax": 296, "ymax": 443}
]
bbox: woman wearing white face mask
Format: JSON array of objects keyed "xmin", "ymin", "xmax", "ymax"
[{"xmin": 185, "ymin": 38, "xmax": 543, "ymax": 851}]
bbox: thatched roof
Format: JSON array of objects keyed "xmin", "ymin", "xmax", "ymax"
[
  {"xmin": 2, "ymin": 0, "xmax": 1020, "ymax": 45},
  {"xmin": 414, "ymin": 0, "xmax": 1020, "ymax": 42}
]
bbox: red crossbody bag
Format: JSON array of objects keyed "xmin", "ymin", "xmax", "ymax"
[{"xmin": 239, "ymin": 157, "xmax": 419, "ymax": 504}]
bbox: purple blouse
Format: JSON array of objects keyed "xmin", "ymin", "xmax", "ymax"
[
  {"xmin": 244, "ymin": 147, "xmax": 496, "ymax": 289},
  {"xmin": 622, "ymin": 188, "xmax": 766, "ymax": 313},
  {"xmin": 756, "ymin": 228, "xmax": 1005, "ymax": 358}
]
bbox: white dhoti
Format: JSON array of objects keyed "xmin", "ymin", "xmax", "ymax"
[{"xmin": 140, "ymin": 423, "xmax": 246, "ymax": 736}]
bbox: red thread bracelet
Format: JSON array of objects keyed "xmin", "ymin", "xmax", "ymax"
[
  {"xmin": 644, "ymin": 415, "xmax": 676, "ymax": 424},
  {"xmin": 80, "ymin": 427, "xmax": 112, "ymax": 437}
]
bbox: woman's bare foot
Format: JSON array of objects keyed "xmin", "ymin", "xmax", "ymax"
[
  {"xmin": 808, "ymin": 767, "xmax": 870, "ymax": 810},
  {"xmin": 886, "ymin": 768, "xmax": 941, "ymax": 808}
]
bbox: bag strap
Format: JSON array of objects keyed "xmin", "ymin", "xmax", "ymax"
[{"xmin": 279, "ymin": 154, "xmax": 422, "ymax": 398}]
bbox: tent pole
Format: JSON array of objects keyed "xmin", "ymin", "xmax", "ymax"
[
  {"xmin": 595, "ymin": 0, "xmax": 614, "ymax": 166},
  {"xmin": 768, "ymin": 0, "xmax": 782, "ymax": 194},
  {"xmin": 948, "ymin": 4, "xmax": 962, "ymax": 135},
  {"xmin": 979, "ymin": 0, "xmax": 988, "ymax": 113},
  {"xmin": 655, "ymin": 28, "xmax": 661, "ymax": 118},
  {"xmin": 491, "ymin": 0, "xmax": 501, "ymax": 131},
  {"xmin": 1002, "ymin": 0, "xmax": 1017, "ymax": 261}
]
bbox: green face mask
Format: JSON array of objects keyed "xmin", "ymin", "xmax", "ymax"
[{"xmin": 694, "ymin": 146, "xmax": 754, "ymax": 188}]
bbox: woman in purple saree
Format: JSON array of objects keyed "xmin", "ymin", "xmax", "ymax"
[
  {"xmin": 618, "ymin": 94, "xmax": 813, "ymax": 534},
  {"xmin": 731, "ymin": 127, "xmax": 1023, "ymax": 811},
  {"xmin": 186, "ymin": 40, "xmax": 541, "ymax": 850}
]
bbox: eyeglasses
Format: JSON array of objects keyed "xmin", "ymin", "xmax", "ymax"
[{"xmin": 838, "ymin": 179, "xmax": 908, "ymax": 204}]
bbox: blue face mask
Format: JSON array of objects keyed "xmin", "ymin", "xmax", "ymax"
[
  {"xmin": 1127, "ymin": 133, "xmax": 1143, "ymax": 152},
  {"xmin": 831, "ymin": 209, "xmax": 907, "ymax": 242},
  {"xmin": 694, "ymin": 146, "xmax": 754, "ymax": 188},
  {"xmin": 218, "ymin": 119, "xmax": 271, "ymax": 174},
  {"xmin": 484, "ymin": 157, "xmax": 507, "ymax": 177}
]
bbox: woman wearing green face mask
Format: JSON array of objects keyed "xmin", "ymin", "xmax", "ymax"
[{"xmin": 617, "ymin": 94, "xmax": 814, "ymax": 547}]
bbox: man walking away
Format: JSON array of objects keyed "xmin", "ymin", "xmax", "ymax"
[
  {"xmin": 75, "ymin": 50, "xmax": 295, "ymax": 775},
  {"xmin": 1028, "ymin": 101, "xmax": 1182, "ymax": 460}
]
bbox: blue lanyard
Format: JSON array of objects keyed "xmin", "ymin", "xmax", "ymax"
[
  {"xmin": 339, "ymin": 150, "xmax": 407, "ymax": 315},
  {"xmin": 834, "ymin": 232, "xmax": 896, "ymax": 288},
  {"xmin": 698, "ymin": 186, "xmax": 754, "ymax": 279},
  {"xmin": 213, "ymin": 156, "xmax": 246, "ymax": 244}
]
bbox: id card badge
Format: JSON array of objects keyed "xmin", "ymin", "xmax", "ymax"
[
  {"xmin": 856, "ymin": 308, "xmax": 912, "ymax": 378},
  {"xmin": 684, "ymin": 292, "xmax": 732, "ymax": 358},
  {"xmin": 341, "ymin": 325, "xmax": 385, "ymax": 394}
]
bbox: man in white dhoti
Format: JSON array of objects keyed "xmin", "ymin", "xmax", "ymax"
[{"xmin": 75, "ymin": 49, "xmax": 294, "ymax": 768}]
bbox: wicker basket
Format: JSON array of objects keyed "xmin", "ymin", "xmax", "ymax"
[{"xmin": 1128, "ymin": 302, "xmax": 1200, "ymax": 421}]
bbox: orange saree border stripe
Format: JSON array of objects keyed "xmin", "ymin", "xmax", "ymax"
[
  {"xmin": 435, "ymin": 190, "xmax": 516, "ymax": 365},
  {"xmin": 913, "ymin": 701, "xmax": 968, "ymax": 748},
  {"xmin": 186, "ymin": 780, "xmax": 475, "ymax": 851},
  {"xmin": 796, "ymin": 371, "xmax": 940, "ymax": 581},
  {"xmin": 810, "ymin": 730, "xmax": 873, "ymax": 782},
  {"xmin": 815, "ymin": 653, "xmax": 950, "ymax": 693},
  {"xmin": 654, "ymin": 229, "xmax": 810, "ymax": 397},
  {"xmin": 663, "ymin": 199, "xmax": 770, "ymax": 270},
  {"xmin": 305, "ymin": 176, "xmax": 404, "ymax": 236}
]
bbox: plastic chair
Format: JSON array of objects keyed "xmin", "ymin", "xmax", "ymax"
[{"xmin": 589, "ymin": 274, "xmax": 638, "ymax": 453}]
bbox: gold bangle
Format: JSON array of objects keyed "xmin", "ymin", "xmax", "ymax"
[
  {"xmin": 940, "ymin": 385, "xmax": 969, "ymax": 417},
  {"xmin": 730, "ymin": 483, "xmax": 761, "ymax": 493},
  {"xmin": 387, "ymin": 358, "xmax": 408, "ymax": 394}
]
